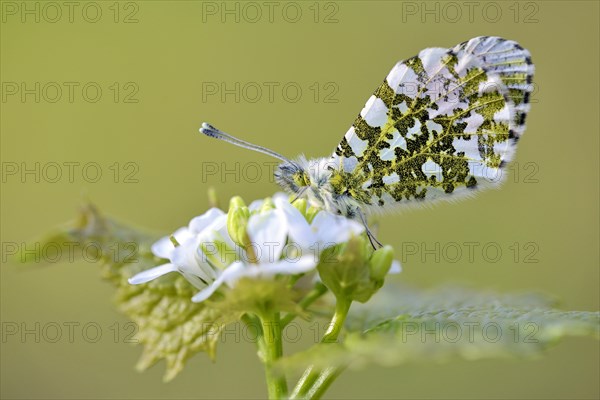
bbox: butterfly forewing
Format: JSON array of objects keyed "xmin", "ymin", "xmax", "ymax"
[{"xmin": 332, "ymin": 36, "xmax": 534, "ymax": 211}]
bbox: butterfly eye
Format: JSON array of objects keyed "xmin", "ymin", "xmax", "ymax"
[{"xmin": 292, "ymin": 172, "xmax": 310, "ymax": 187}]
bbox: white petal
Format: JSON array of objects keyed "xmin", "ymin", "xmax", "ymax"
[
  {"xmin": 189, "ymin": 208, "xmax": 225, "ymax": 233},
  {"xmin": 274, "ymin": 196, "xmax": 313, "ymax": 247},
  {"xmin": 272, "ymin": 192, "xmax": 291, "ymax": 203},
  {"xmin": 247, "ymin": 210, "xmax": 287, "ymax": 263},
  {"xmin": 151, "ymin": 236, "xmax": 175, "ymax": 259},
  {"xmin": 191, "ymin": 261, "xmax": 245, "ymax": 302},
  {"xmin": 389, "ymin": 260, "xmax": 402, "ymax": 274},
  {"xmin": 191, "ymin": 281, "xmax": 221, "ymax": 303},
  {"xmin": 172, "ymin": 227, "xmax": 194, "ymax": 245},
  {"xmin": 248, "ymin": 199, "xmax": 264, "ymax": 212},
  {"xmin": 222, "ymin": 256, "xmax": 315, "ymax": 286},
  {"xmin": 171, "ymin": 238, "xmax": 216, "ymax": 282},
  {"xmin": 128, "ymin": 263, "xmax": 178, "ymax": 284},
  {"xmin": 259, "ymin": 256, "xmax": 316, "ymax": 276},
  {"xmin": 171, "ymin": 239, "xmax": 198, "ymax": 268},
  {"xmin": 220, "ymin": 261, "xmax": 255, "ymax": 285},
  {"xmin": 198, "ymin": 213, "xmax": 236, "ymax": 252},
  {"xmin": 190, "ymin": 255, "xmax": 317, "ymax": 303},
  {"xmin": 205, "ymin": 213, "xmax": 228, "ymax": 235},
  {"xmin": 179, "ymin": 271, "xmax": 210, "ymax": 290},
  {"xmin": 310, "ymin": 212, "xmax": 364, "ymax": 245}
]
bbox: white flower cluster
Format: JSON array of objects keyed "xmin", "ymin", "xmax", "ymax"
[{"xmin": 129, "ymin": 193, "xmax": 400, "ymax": 302}]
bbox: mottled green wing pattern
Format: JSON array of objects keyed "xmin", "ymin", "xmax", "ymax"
[{"xmin": 331, "ymin": 36, "xmax": 534, "ymax": 210}]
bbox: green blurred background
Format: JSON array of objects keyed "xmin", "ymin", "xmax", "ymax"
[{"xmin": 1, "ymin": 1, "xmax": 598, "ymax": 398}]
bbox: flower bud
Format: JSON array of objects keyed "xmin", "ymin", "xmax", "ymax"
[
  {"xmin": 291, "ymin": 198, "xmax": 308, "ymax": 218},
  {"xmin": 318, "ymin": 237, "xmax": 396, "ymax": 304},
  {"xmin": 318, "ymin": 236, "xmax": 372, "ymax": 303},
  {"xmin": 305, "ymin": 205, "xmax": 320, "ymax": 223},
  {"xmin": 369, "ymin": 245, "xmax": 394, "ymax": 281},
  {"xmin": 227, "ymin": 197, "xmax": 251, "ymax": 248},
  {"xmin": 257, "ymin": 197, "xmax": 275, "ymax": 213},
  {"xmin": 229, "ymin": 196, "xmax": 247, "ymax": 210}
]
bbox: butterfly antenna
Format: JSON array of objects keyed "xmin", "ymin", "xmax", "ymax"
[{"xmin": 200, "ymin": 122, "xmax": 292, "ymax": 164}]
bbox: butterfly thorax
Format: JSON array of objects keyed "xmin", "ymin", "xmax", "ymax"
[{"xmin": 275, "ymin": 156, "xmax": 362, "ymax": 218}]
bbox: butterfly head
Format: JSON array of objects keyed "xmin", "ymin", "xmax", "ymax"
[
  {"xmin": 199, "ymin": 124, "xmax": 338, "ymax": 212},
  {"xmin": 274, "ymin": 160, "xmax": 311, "ymax": 194},
  {"xmin": 275, "ymin": 156, "xmax": 342, "ymax": 214},
  {"xmin": 200, "ymin": 123, "xmax": 323, "ymax": 196}
]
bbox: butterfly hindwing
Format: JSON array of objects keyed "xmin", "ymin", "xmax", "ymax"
[{"xmin": 331, "ymin": 36, "xmax": 534, "ymax": 211}]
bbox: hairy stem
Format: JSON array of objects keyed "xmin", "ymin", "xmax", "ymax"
[
  {"xmin": 259, "ymin": 312, "xmax": 288, "ymax": 399},
  {"xmin": 290, "ymin": 298, "xmax": 351, "ymax": 398},
  {"xmin": 304, "ymin": 366, "xmax": 347, "ymax": 400}
]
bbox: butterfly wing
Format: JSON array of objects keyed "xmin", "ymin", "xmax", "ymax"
[{"xmin": 331, "ymin": 36, "xmax": 534, "ymax": 211}]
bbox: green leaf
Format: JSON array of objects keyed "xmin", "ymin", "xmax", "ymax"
[
  {"xmin": 119, "ymin": 280, "xmax": 223, "ymax": 381},
  {"xmin": 22, "ymin": 203, "xmax": 227, "ymax": 381},
  {"xmin": 278, "ymin": 283, "xmax": 600, "ymax": 372}
]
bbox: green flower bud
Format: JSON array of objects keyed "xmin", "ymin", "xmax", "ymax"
[
  {"xmin": 257, "ymin": 197, "xmax": 275, "ymax": 213},
  {"xmin": 227, "ymin": 197, "xmax": 251, "ymax": 248},
  {"xmin": 318, "ymin": 237, "xmax": 394, "ymax": 304},
  {"xmin": 318, "ymin": 236, "xmax": 372, "ymax": 303},
  {"xmin": 305, "ymin": 205, "xmax": 320, "ymax": 223},
  {"xmin": 291, "ymin": 197, "xmax": 308, "ymax": 218},
  {"xmin": 229, "ymin": 196, "xmax": 247, "ymax": 210},
  {"xmin": 369, "ymin": 245, "xmax": 394, "ymax": 281}
]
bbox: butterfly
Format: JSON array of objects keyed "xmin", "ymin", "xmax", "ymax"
[{"xmin": 200, "ymin": 36, "xmax": 534, "ymax": 247}]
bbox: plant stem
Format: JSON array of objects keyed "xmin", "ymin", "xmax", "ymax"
[
  {"xmin": 304, "ymin": 366, "xmax": 346, "ymax": 400},
  {"xmin": 290, "ymin": 298, "xmax": 351, "ymax": 398},
  {"xmin": 281, "ymin": 282, "xmax": 328, "ymax": 328},
  {"xmin": 321, "ymin": 298, "xmax": 351, "ymax": 343},
  {"xmin": 260, "ymin": 312, "xmax": 288, "ymax": 399}
]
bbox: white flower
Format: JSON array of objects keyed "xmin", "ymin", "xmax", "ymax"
[
  {"xmin": 192, "ymin": 201, "xmax": 316, "ymax": 302},
  {"xmin": 272, "ymin": 194, "xmax": 365, "ymax": 253},
  {"xmin": 191, "ymin": 255, "xmax": 316, "ymax": 302},
  {"xmin": 272, "ymin": 193, "xmax": 402, "ymax": 274},
  {"xmin": 129, "ymin": 193, "xmax": 402, "ymax": 303},
  {"xmin": 191, "ymin": 195, "xmax": 396, "ymax": 302},
  {"xmin": 128, "ymin": 208, "xmax": 229, "ymax": 290}
]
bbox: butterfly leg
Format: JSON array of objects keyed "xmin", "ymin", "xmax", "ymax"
[
  {"xmin": 357, "ymin": 209, "xmax": 383, "ymax": 249},
  {"xmin": 291, "ymin": 187, "xmax": 308, "ymax": 204}
]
